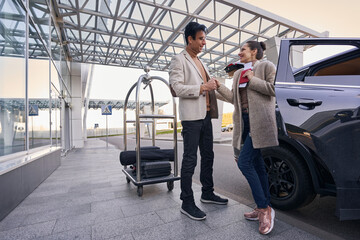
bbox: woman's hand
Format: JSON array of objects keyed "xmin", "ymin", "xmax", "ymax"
[
  {"xmin": 243, "ymin": 69, "xmax": 254, "ymax": 80},
  {"xmin": 211, "ymin": 77, "xmax": 220, "ymax": 89},
  {"xmin": 214, "ymin": 79, "xmax": 221, "ymax": 89}
]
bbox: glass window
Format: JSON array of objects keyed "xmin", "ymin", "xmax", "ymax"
[
  {"xmin": 28, "ymin": 19, "xmax": 51, "ymax": 149},
  {"xmin": 51, "ymin": 61, "xmax": 61, "ymax": 93},
  {"xmin": 0, "ymin": 0, "xmax": 26, "ymax": 156},
  {"xmin": 290, "ymin": 44, "xmax": 360, "ymax": 86},
  {"xmin": 61, "ymin": 48, "xmax": 71, "ymax": 92},
  {"xmin": 51, "ymin": 87, "xmax": 61, "ymax": 147},
  {"xmin": 290, "ymin": 45, "xmax": 357, "ymax": 71}
]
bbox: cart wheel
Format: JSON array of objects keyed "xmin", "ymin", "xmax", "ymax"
[
  {"xmin": 126, "ymin": 177, "xmax": 130, "ymax": 183},
  {"xmin": 137, "ymin": 186, "xmax": 143, "ymax": 197},
  {"xmin": 167, "ymin": 181, "xmax": 174, "ymax": 191}
]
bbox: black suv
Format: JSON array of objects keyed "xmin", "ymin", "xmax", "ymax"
[{"xmin": 262, "ymin": 38, "xmax": 360, "ymax": 220}]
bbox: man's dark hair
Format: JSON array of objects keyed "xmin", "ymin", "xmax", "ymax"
[{"xmin": 184, "ymin": 22, "xmax": 208, "ymax": 45}]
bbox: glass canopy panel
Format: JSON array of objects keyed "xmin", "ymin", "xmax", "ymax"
[
  {"xmin": 51, "ymin": 0, "xmax": 325, "ymax": 77},
  {"xmin": 215, "ymin": 2, "xmax": 233, "ymax": 21},
  {"xmin": 187, "ymin": 0, "xmax": 207, "ymax": 14}
]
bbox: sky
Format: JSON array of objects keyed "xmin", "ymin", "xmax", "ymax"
[
  {"xmin": 241, "ymin": 0, "xmax": 360, "ymax": 37},
  {"xmin": 88, "ymin": 0, "xmax": 360, "ymax": 128}
]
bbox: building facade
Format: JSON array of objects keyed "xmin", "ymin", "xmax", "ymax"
[{"xmin": 0, "ymin": 0, "xmax": 74, "ymax": 220}]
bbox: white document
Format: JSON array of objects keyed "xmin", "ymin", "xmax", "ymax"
[
  {"xmin": 243, "ymin": 62, "xmax": 252, "ymax": 70},
  {"xmin": 239, "ymin": 82, "xmax": 248, "ymax": 88}
]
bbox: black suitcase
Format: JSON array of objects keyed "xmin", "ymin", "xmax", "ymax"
[
  {"xmin": 142, "ymin": 161, "xmax": 171, "ymax": 178},
  {"xmin": 136, "ymin": 160, "xmax": 171, "ymax": 179},
  {"xmin": 119, "ymin": 148, "xmax": 174, "ymax": 166}
]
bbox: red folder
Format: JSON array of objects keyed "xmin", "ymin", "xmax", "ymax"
[{"xmin": 239, "ymin": 69, "xmax": 251, "ymax": 84}]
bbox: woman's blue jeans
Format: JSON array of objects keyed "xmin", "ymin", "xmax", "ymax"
[{"xmin": 237, "ymin": 113, "xmax": 271, "ymax": 209}]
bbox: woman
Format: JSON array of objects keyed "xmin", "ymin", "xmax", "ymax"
[{"xmin": 216, "ymin": 41, "xmax": 278, "ymax": 235}]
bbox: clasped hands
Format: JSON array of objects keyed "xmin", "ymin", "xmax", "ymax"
[
  {"xmin": 201, "ymin": 70, "xmax": 254, "ymax": 93},
  {"xmin": 200, "ymin": 78, "xmax": 222, "ymax": 93}
]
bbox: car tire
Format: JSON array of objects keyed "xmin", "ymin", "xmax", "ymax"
[{"xmin": 262, "ymin": 146, "xmax": 316, "ymax": 210}]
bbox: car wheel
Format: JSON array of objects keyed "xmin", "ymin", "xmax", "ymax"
[{"xmin": 262, "ymin": 146, "xmax": 316, "ymax": 210}]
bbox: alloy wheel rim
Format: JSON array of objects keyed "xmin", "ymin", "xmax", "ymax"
[{"xmin": 264, "ymin": 156, "xmax": 296, "ymax": 200}]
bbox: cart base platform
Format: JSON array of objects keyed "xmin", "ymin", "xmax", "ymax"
[{"xmin": 122, "ymin": 168, "xmax": 181, "ymax": 196}]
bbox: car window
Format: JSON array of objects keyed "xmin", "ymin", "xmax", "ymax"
[
  {"xmin": 290, "ymin": 45, "xmax": 356, "ymax": 70},
  {"xmin": 313, "ymin": 57, "xmax": 360, "ymax": 76},
  {"xmin": 290, "ymin": 44, "xmax": 360, "ymax": 86}
]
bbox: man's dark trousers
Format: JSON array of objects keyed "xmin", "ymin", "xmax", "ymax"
[{"xmin": 180, "ymin": 112, "xmax": 214, "ymax": 204}]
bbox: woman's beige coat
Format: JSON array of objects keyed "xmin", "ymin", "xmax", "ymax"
[{"xmin": 217, "ymin": 60, "xmax": 279, "ymax": 149}]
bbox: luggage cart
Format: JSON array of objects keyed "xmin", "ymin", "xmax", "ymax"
[{"xmin": 122, "ymin": 66, "xmax": 180, "ymax": 197}]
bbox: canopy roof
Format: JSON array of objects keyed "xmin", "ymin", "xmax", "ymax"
[
  {"xmin": 53, "ymin": 0, "xmax": 326, "ymax": 76},
  {"xmin": 2, "ymin": 0, "xmax": 327, "ymax": 77}
]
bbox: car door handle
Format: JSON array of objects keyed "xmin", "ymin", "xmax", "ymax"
[{"xmin": 287, "ymin": 98, "xmax": 322, "ymax": 109}]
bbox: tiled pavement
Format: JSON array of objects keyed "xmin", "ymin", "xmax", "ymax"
[{"xmin": 0, "ymin": 138, "xmax": 321, "ymax": 240}]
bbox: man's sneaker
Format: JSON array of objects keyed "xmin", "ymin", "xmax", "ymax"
[
  {"xmin": 258, "ymin": 206, "xmax": 275, "ymax": 235},
  {"xmin": 244, "ymin": 208, "xmax": 259, "ymax": 221},
  {"xmin": 180, "ymin": 203, "xmax": 206, "ymax": 221},
  {"xmin": 200, "ymin": 194, "xmax": 228, "ymax": 205}
]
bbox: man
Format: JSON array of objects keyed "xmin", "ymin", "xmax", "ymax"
[{"xmin": 169, "ymin": 22, "xmax": 228, "ymax": 221}]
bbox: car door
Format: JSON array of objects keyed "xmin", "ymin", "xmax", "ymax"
[{"xmin": 275, "ymin": 39, "xmax": 360, "ymax": 220}]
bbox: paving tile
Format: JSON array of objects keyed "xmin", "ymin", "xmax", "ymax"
[
  {"xmin": 11, "ymin": 196, "xmax": 88, "ymax": 216},
  {"xmin": 0, "ymin": 213, "xmax": 27, "ymax": 232},
  {"xmin": 132, "ymin": 218, "xmax": 211, "ymax": 240},
  {"xmin": 53, "ymin": 212, "xmax": 97, "ymax": 233},
  {"xmin": 91, "ymin": 212, "xmax": 164, "ymax": 240},
  {"xmin": 37, "ymin": 226, "xmax": 92, "ymax": 240},
  {"xmin": 192, "ymin": 220, "xmax": 265, "ymax": 240},
  {"xmin": 49, "ymin": 205, "xmax": 124, "ymax": 233},
  {"xmin": 91, "ymin": 183, "xmax": 133, "ymax": 195},
  {"xmin": 202, "ymin": 204, "xmax": 251, "ymax": 229},
  {"xmin": 121, "ymin": 197, "xmax": 178, "ymax": 217},
  {"xmin": 70, "ymin": 191, "xmax": 118, "ymax": 205},
  {"xmin": 156, "ymin": 206, "xmax": 183, "ymax": 223},
  {"xmin": 93, "ymin": 207, "xmax": 125, "ymax": 223},
  {"xmin": 29, "ymin": 183, "xmax": 70, "ymax": 195},
  {"xmin": 25, "ymin": 187, "xmax": 69, "ymax": 198},
  {"xmin": 21, "ymin": 191, "xmax": 90, "ymax": 207},
  {"xmin": 68, "ymin": 182, "xmax": 111, "ymax": 193},
  {"xmin": 22, "ymin": 203, "xmax": 91, "ymax": 226},
  {"xmin": 0, "ymin": 220, "xmax": 56, "ymax": 240},
  {"xmin": 106, "ymin": 233, "xmax": 135, "ymax": 240},
  {"xmin": 269, "ymin": 227, "xmax": 322, "ymax": 240},
  {"xmin": 91, "ymin": 196, "xmax": 145, "ymax": 214}
]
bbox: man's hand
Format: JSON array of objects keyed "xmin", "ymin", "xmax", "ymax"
[
  {"xmin": 214, "ymin": 79, "xmax": 221, "ymax": 89},
  {"xmin": 202, "ymin": 79, "xmax": 218, "ymax": 91}
]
